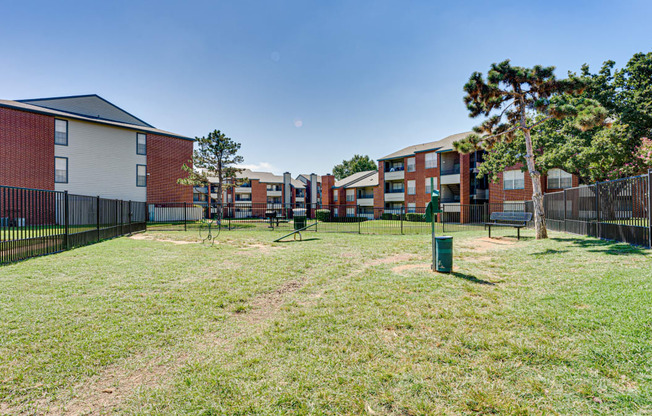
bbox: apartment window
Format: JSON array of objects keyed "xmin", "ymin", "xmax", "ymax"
[
  {"xmin": 346, "ymin": 207, "xmax": 355, "ymax": 217},
  {"xmin": 548, "ymin": 168, "xmax": 572, "ymax": 189},
  {"xmin": 333, "ymin": 190, "xmax": 338, "ymax": 202},
  {"xmin": 407, "ymin": 180, "xmax": 416, "ymax": 195},
  {"xmin": 137, "ymin": 164, "xmax": 147, "ymax": 187},
  {"xmin": 425, "ymin": 177, "xmax": 437, "ymax": 194},
  {"xmin": 137, "ymin": 133, "xmax": 147, "ymax": 155},
  {"xmin": 346, "ymin": 189, "xmax": 355, "ymax": 202},
  {"xmin": 55, "ymin": 157, "xmax": 68, "ymax": 183},
  {"xmin": 503, "ymin": 170, "xmax": 525, "ymax": 190},
  {"xmin": 55, "ymin": 119, "xmax": 68, "ymax": 146},
  {"xmin": 407, "ymin": 157, "xmax": 416, "ymax": 172},
  {"xmin": 333, "ymin": 208, "xmax": 339, "ymax": 217},
  {"xmin": 407, "ymin": 203, "xmax": 416, "ymax": 213},
  {"xmin": 425, "ymin": 152, "xmax": 437, "ymax": 169}
]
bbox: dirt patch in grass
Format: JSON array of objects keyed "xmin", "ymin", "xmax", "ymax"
[
  {"xmin": 461, "ymin": 237, "xmax": 516, "ymax": 253},
  {"xmin": 236, "ymin": 242, "xmax": 283, "ymax": 254},
  {"xmin": 366, "ymin": 253, "xmax": 417, "ymax": 266},
  {"xmin": 128, "ymin": 234, "xmax": 198, "ymax": 245},
  {"xmin": 392, "ymin": 263, "xmax": 431, "ymax": 274}
]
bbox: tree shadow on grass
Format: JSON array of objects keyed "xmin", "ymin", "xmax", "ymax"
[
  {"xmin": 550, "ymin": 236, "xmax": 649, "ymax": 256},
  {"xmin": 451, "ymin": 272, "xmax": 496, "ymax": 285},
  {"xmin": 530, "ymin": 248, "xmax": 569, "ymax": 255}
]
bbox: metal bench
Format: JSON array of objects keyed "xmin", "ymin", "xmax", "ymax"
[{"xmin": 484, "ymin": 211, "xmax": 532, "ymax": 240}]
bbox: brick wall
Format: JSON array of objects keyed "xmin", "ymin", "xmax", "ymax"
[
  {"xmin": 375, "ymin": 161, "xmax": 385, "ymax": 214},
  {"xmin": 0, "ymin": 107, "xmax": 54, "ymax": 189},
  {"xmin": 488, "ymin": 163, "xmax": 580, "ymax": 203},
  {"xmin": 321, "ymin": 175, "xmax": 335, "ymax": 206},
  {"xmin": 146, "ymin": 134, "xmax": 193, "ymax": 203}
]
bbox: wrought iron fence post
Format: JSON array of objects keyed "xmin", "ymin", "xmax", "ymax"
[
  {"xmin": 96, "ymin": 196, "xmax": 101, "ymax": 242},
  {"xmin": 595, "ymin": 182, "xmax": 600, "ymax": 240},
  {"xmin": 400, "ymin": 205, "xmax": 404, "ymax": 235},
  {"xmin": 442, "ymin": 204, "xmax": 446, "ymax": 233},
  {"xmin": 128, "ymin": 200, "xmax": 132, "ymax": 235},
  {"xmin": 648, "ymin": 169, "xmax": 652, "ymax": 248},
  {"xmin": 357, "ymin": 205, "xmax": 361, "ymax": 234},
  {"xmin": 184, "ymin": 202, "xmax": 187, "ymax": 232},
  {"xmin": 563, "ymin": 189, "xmax": 567, "ymax": 233},
  {"xmin": 64, "ymin": 191, "xmax": 69, "ymax": 250}
]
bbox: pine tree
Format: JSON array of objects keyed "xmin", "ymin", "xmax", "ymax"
[
  {"xmin": 178, "ymin": 130, "xmax": 244, "ymax": 209},
  {"xmin": 454, "ymin": 60, "xmax": 607, "ymax": 239}
]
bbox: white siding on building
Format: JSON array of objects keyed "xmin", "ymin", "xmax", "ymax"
[{"xmin": 54, "ymin": 119, "xmax": 147, "ymax": 201}]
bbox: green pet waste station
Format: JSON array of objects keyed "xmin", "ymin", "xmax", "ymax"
[
  {"xmin": 425, "ymin": 178, "xmax": 452, "ymax": 273},
  {"xmin": 293, "ymin": 208, "xmax": 307, "ymax": 230}
]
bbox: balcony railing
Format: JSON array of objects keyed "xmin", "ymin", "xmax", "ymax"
[
  {"xmin": 440, "ymin": 165, "xmax": 461, "ymax": 175},
  {"xmin": 384, "ymin": 165, "xmax": 404, "ymax": 173},
  {"xmin": 357, "ymin": 192, "xmax": 374, "ymax": 199},
  {"xmin": 385, "ymin": 188, "xmax": 404, "ymax": 194}
]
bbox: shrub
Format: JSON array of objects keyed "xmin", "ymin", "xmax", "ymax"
[
  {"xmin": 316, "ymin": 209, "xmax": 331, "ymax": 222},
  {"xmin": 381, "ymin": 213, "xmax": 400, "ymax": 220},
  {"xmin": 329, "ymin": 216, "xmax": 367, "ymax": 223},
  {"xmin": 406, "ymin": 213, "xmax": 426, "ymax": 222}
]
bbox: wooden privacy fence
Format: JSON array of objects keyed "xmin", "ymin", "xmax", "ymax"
[{"xmin": 0, "ymin": 185, "xmax": 146, "ymax": 264}]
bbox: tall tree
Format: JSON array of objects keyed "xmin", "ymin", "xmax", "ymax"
[
  {"xmin": 473, "ymin": 53, "xmax": 652, "ymax": 185},
  {"xmin": 178, "ymin": 130, "xmax": 244, "ymax": 208},
  {"xmin": 332, "ymin": 154, "xmax": 377, "ymax": 180},
  {"xmin": 454, "ymin": 60, "xmax": 607, "ymax": 239}
]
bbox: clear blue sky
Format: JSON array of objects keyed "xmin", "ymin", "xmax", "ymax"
[{"xmin": 2, "ymin": 0, "xmax": 651, "ymax": 175}]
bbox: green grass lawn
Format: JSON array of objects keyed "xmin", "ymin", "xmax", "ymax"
[{"xmin": 0, "ymin": 228, "xmax": 650, "ymax": 414}]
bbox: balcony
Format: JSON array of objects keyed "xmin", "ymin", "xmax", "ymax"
[
  {"xmin": 296, "ymin": 197, "xmax": 305, "ymax": 202},
  {"xmin": 267, "ymin": 190, "xmax": 282, "ymax": 197},
  {"xmin": 440, "ymin": 165, "xmax": 460, "ymax": 175},
  {"xmin": 357, "ymin": 197, "xmax": 374, "ymax": 207},
  {"xmin": 235, "ymin": 186, "xmax": 252, "ymax": 193},
  {"xmin": 384, "ymin": 191, "xmax": 405, "ymax": 202},
  {"xmin": 384, "ymin": 170, "xmax": 404, "ymax": 181}
]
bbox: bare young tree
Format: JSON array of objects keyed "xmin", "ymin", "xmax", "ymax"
[{"xmin": 178, "ymin": 130, "xmax": 244, "ymax": 211}]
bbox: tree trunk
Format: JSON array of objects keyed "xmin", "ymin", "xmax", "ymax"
[{"xmin": 523, "ymin": 128, "xmax": 548, "ymax": 239}]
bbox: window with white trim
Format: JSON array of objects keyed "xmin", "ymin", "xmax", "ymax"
[
  {"xmin": 55, "ymin": 157, "xmax": 68, "ymax": 183},
  {"xmin": 425, "ymin": 152, "xmax": 437, "ymax": 169},
  {"xmin": 346, "ymin": 207, "xmax": 355, "ymax": 217},
  {"xmin": 137, "ymin": 133, "xmax": 147, "ymax": 155},
  {"xmin": 407, "ymin": 157, "xmax": 416, "ymax": 172},
  {"xmin": 346, "ymin": 189, "xmax": 355, "ymax": 201},
  {"xmin": 407, "ymin": 180, "xmax": 416, "ymax": 195},
  {"xmin": 55, "ymin": 119, "xmax": 68, "ymax": 146},
  {"xmin": 425, "ymin": 177, "xmax": 437, "ymax": 194},
  {"xmin": 333, "ymin": 208, "xmax": 339, "ymax": 216},
  {"xmin": 137, "ymin": 164, "xmax": 147, "ymax": 187},
  {"xmin": 407, "ymin": 203, "xmax": 416, "ymax": 213},
  {"xmin": 547, "ymin": 168, "xmax": 572, "ymax": 189},
  {"xmin": 503, "ymin": 170, "xmax": 524, "ymax": 190},
  {"xmin": 333, "ymin": 190, "xmax": 338, "ymax": 202}
]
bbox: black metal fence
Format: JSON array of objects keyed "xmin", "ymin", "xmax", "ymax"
[
  {"xmin": 3, "ymin": 173, "xmax": 650, "ymax": 264},
  {"xmin": 543, "ymin": 174, "xmax": 649, "ymax": 247},
  {"xmin": 1, "ymin": 185, "xmax": 146, "ymax": 264}
]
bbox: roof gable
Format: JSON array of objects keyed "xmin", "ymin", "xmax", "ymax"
[{"xmin": 18, "ymin": 94, "xmax": 153, "ymax": 128}]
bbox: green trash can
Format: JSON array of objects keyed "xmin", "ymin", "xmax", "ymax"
[
  {"xmin": 434, "ymin": 236, "xmax": 453, "ymax": 273},
  {"xmin": 293, "ymin": 208, "xmax": 307, "ymax": 230}
]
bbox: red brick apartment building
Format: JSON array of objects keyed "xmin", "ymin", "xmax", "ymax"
[
  {"xmin": 375, "ymin": 132, "xmax": 488, "ymax": 219},
  {"xmin": 318, "ymin": 132, "xmax": 581, "ymax": 222},
  {"xmin": 195, "ymin": 169, "xmax": 309, "ymax": 216},
  {"xmin": 321, "ymin": 170, "xmax": 378, "ymax": 219},
  {"xmin": 0, "ymin": 94, "xmax": 193, "ymax": 203}
]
